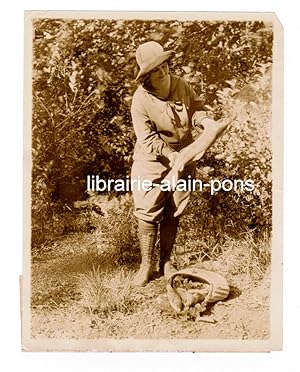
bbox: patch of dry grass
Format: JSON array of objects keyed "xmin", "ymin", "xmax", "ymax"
[
  {"xmin": 217, "ymin": 230, "xmax": 271, "ymax": 279},
  {"xmin": 174, "ymin": 229, "xmax": 271, "ymax": 280},
  {"xmin": 77, "ymin": 266, "xmax": 138, "ymax": 316}
]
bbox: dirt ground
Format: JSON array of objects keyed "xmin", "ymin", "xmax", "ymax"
[{"xmin": 30, "ymin": 233, "xmax": 270, "ymax": 341}]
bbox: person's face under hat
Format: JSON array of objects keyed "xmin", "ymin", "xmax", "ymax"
[{"xmin": 148, "ymin": 61, "xmax": 170, "ymax": 88}]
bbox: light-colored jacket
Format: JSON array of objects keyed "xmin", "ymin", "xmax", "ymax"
[{"xmin": 131, "ymin": 74, "xmax": 205, "ymax": 161}]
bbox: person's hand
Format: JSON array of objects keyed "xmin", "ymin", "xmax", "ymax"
[
  {"xmin": 193, "ymin": 112, "xmax": 230, "ymax": 133},
  {"xmin": 192, "ymin": 110, "xmax": 208, "ymax": 128},
  {"xmin": 169, "ymin": 152, "xmax": 186, "ymax": 172},
  {"xmin": 166, "ymin": 151, "xmax": 179, "ymax": 168},
  {"xmin": 168, "ymin": 151, "xmax": 194, "ymax": 172},
  {"xmin": 201, "ymin": 117, "xmax": 231, "ymax": 135}
]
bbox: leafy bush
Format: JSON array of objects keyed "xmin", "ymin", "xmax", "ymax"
[
  {"xmin": 89, "ymin": 193, "xmax": 140, "ymax": 265},
  {"xmin": 195, "ymin": 63, "xmax": 272, "ymax": 236},
  {"xmin": 172, "ymin": 21, "xmax": 272, "ymax": 104}
]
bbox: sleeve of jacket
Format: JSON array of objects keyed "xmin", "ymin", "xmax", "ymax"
[
  {"xmin": 187, "ymin": 84, "xmax": 207, "ymax": 117},
  {"xmin": 184, "ymin": 82, "xmax": 211, "ymax": 126},
  {"xmin": 131, "ymin": 92, "xmax": 175, "ymax": 158}
]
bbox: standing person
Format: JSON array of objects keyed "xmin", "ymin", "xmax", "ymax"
[{"xmin": 131, "ymin": 41, "xmax": 210, "ymax": 286}]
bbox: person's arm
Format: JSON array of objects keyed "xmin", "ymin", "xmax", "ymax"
[
  {"xmin": 188, "ymin": 84, "xmax": 206, "ymax": 115},
  {"xmin": 187, "ymin": 84, "xmax": 212, "ymax": 126},
  {"xmin": 131, "ymin": 93, "xmax": 177, "ymax": 159}
]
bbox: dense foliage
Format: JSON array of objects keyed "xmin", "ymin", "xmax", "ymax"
[
  {"xmin": 193, "ymin": 63, "xmax": 272, "ymax": 236},
  {"xmin": 31, "ymin": 18, "xmax": 273, "ymax": 246}
]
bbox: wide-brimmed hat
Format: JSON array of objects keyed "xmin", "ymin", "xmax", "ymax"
[{"xmin": 135, "ymin": 41, "xmax": 175, "ymax": 81}]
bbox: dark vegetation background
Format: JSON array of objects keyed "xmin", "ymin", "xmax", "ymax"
[{"xmin": 31, "ymin": 19, "xmax": 273, "ymax": 255}]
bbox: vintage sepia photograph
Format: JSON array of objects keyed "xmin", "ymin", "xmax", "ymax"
[{"xmin": 22, "ymin": 11, "xmax": 283, "ymax": 351}]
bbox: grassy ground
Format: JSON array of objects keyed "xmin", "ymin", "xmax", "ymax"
[{"xmin": 31, "ymin": 226, "xmax": 271, "ymax": 341}]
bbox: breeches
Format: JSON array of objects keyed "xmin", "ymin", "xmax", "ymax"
[{"xmin": 131, "ymin": 159, "xmax": 195, "ymax": 223}]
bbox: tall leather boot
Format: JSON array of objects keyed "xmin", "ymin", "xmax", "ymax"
[
  {"xmin": 133, "ymin": 220, "xmax": 158, "ymax": 287},
  {"xmin": 159, "ymin": 216, "xmax": 179, "ymax": 275}
]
